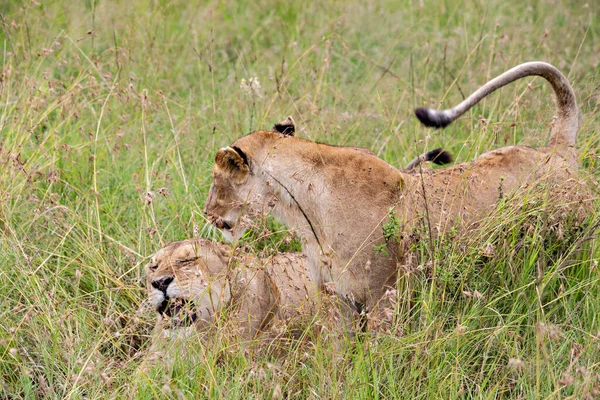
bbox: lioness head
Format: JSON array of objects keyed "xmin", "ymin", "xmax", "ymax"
[
  {"xmin": 145, "ymin": 238, "xmax": 232, "ymax": 329},
  {"xmin": 204, "ymin": 117, "xmax": 297, "ymax": 241}
]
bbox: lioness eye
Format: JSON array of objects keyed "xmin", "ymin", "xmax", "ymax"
[
  {"xmin": 149, "ymin": 263, "xmax": 158, "ymax": 271},
  {"xmin": 176, "ymin": 257, "xmax": 199, "ymax": 264}
]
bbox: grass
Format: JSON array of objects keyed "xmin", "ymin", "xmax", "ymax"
[{"xmin": 0, "ymin": 0, "xmax": 599, "ymax": 398}]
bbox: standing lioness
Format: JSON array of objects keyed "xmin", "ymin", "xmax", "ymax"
[{"xmin": 204, "ymin": 62, "xmax": 592, "ymax": 313}]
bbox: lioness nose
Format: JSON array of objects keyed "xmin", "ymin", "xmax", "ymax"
[{"xmin": 151, "ymin": 276, "xmax": 174, "ymax": 292}]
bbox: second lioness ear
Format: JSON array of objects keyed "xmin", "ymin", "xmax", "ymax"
[
  {"xmin": 214, "ymin": 146, "xmax": 249, "ymax": 184},
  {"xmin": 273, "ymin": 116, "xmax": 296, "ymax": 136}
]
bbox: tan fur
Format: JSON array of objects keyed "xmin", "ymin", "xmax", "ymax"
[
  {"xmin": 204, "ymin": 62, "xmax": 593, "ymax": 311},
  {"xmin": 145, "ymin": 239, "xmax": 317, "ymax": 339}
]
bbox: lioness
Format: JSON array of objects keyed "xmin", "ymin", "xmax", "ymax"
[
  {"xmin": 145, "ymin": 238, "xmax": 318, "ymax": 338},
  {"xmin": 204, "ymin": 62, "xmax": 591, "ymax": 312}
]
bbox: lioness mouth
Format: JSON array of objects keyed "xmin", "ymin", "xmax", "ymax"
[
  {"xmin": 157, "ymin": 297, "xmax": 198, "ymax": 327},
  {"xmin": 215, "ymin": 218, "xmax": 232, "ymax": 230}
]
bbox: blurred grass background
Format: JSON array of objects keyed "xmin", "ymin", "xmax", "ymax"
[{"xmin": 0, "ymin": 0, "xmax": 598, "ymax": 398}]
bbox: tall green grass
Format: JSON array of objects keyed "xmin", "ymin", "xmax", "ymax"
[{"xmin": 0, "ymin": 0, "xmax": 598, "ymax": 398}]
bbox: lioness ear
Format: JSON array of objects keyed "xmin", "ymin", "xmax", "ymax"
[
  {"xmin": 273, "ymin": 116, "xmax": 296, "ymax": 136},
  {"xmin": 215, "ymin": 146, "xmax": 249, "ymax": 184}
]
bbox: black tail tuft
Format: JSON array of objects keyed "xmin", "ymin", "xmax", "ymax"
[
  {"xmin": 425, "ymin": 148, "xmax": 453, "ymax": 165},
  {"xmin": 415, "ymin": 108, "xmax": 452, "ymax": 128},
  {"xmin": 273, "ymin": 123, "xmax": 294, "ymax": 135}
]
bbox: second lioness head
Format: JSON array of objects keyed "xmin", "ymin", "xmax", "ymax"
[{"xmin": 145, "ymin": 239, "xmax": 232, "ymax": 328}]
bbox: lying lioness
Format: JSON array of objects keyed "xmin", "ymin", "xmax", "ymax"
[
  {"xmin": 204, "ymin": 62, "xmax": 593, "ymax": 313},
  {"xmin": 145, "ymin": 238, "xmax": 318, "ymax": 339}
]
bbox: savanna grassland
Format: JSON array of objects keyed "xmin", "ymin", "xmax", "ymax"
[{"xmin": 0, "ymin": 0, "xmax": 599, "ymax": 398}]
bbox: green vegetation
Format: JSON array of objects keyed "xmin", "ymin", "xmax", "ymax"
[{"xmin": 0, "ymin": 0, "xmax": 598, "ymax": 398}]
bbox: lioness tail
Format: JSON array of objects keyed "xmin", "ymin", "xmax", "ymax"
[
  {"xmin": 415, "ymin": 62, "xmax": 577, "ymax": 147},
  {"xmin": 405, "ymin": 148, "xmax": 453, "ymax": 170}
]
